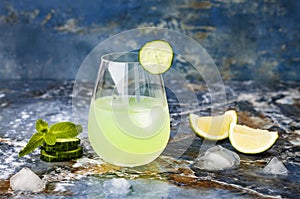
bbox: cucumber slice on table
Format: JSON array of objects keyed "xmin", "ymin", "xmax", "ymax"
[
  {"xmin": 40, "ymin": 150, "xmax": 65, "ymax": 162},
  {"xmin": 43, "ymin": 138, "xmax": 80, "ymax": 152},
  {"xmin": 46, "ymin": 146, "xmax": 83, "ymax": 157},
  {"xmin": 40, "ymin": 147, "xmax": 83, "ymax": 162}
]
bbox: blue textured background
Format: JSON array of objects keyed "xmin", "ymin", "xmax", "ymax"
[{"xmin": 0, "ymin": 0, "xmax": 299, "ymax": 81}]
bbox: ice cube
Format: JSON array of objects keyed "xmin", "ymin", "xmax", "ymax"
[
  {"xmin": 103, "ymin": 178, "xmax": 131, "ymax": 197},
  {"xmin": 194, "ymin": 145, "xmax": 240, "ymax": 171},
  {"xmin": 10, "ymin": 167, "xmax": 45, "ymax": 192},
  {"xmin": 262, "ymin": 157, "xmax": 288, "ymax": 175}
]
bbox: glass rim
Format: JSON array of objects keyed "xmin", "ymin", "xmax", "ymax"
[{"xmin": 101, "ymin": 52, "xmax": 139, "ymax": 64}]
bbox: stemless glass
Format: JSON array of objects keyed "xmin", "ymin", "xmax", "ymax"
[{"xmin": 88, "ymin": 52, "xmax": 170, "ymax": 167}]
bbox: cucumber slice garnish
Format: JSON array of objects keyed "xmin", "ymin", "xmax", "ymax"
[
  {"xmin": 139, "ymin": 40, "xmax": 173, "ymax": 74},
  {"xmin": 40, "ymin": 150, "xmax": 66, "ymax": 162},
  {"xmin": 43, "ymin": 138, "xmax": 80, "ymax": 152},
  {"xmin": 40, "ymin": 147, "xmax": 82, "ymax": 162},
  {"xmin": 46, "ymin": 146, "xmax": 83, "ymax": 157}
]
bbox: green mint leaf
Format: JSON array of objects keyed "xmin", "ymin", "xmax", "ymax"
[
  {"xmin": 36, "ymin": 119, "xmax": 48, "ymax": 133},
  {"xmin": 19, "ymin": 132, "xmax": 44, "ymax": 157},
  {"xmin": 44, "ymin": 131, "xmax": 56, "ymax": 145},
  {"xmin": 75, "ymin": 125, "xmax": 83, "ymax": 134},
  {"xmin": 49, "ymin": 122, "xmax": 81, "ymax": 138}
]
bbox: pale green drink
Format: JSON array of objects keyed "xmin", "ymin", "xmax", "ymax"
[{"xmin": 88, "ymin": 95, "xmax": 170, "ymax": 167}]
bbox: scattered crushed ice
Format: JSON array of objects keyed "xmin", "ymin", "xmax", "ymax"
[
  {"xmin": 194, "ymin": 145, "xmax": 240, "ymax": 171},
  {"xmin": 262, "ymin": 157, "xmax": 288, "ymax": 176},
  {"xmin": 10, "ymin": 167, "xmax": 45, "ymax": 192},
  {"xmin": 103, "ymin": 178, "xmax": 131, "ymax": 197}
]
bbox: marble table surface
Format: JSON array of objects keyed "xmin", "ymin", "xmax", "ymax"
[{"xmin": 0, "ymin": 80, "xmax": 299, "ymax": 198}]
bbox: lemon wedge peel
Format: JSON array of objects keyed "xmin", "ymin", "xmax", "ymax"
[
  {"xmin": 189, "ymin": 110, "xmax": 237, "ymax": 141},
  {"xmin": 189, "ymin": 110, "xmax": 279, "ymax": 154},
  {"xmin": 229, "ymin": 124, "xmax": 278, "ymax": 154}
]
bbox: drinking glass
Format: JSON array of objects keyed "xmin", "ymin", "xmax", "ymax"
[{"xmin": 88, "ymin": 52, "xmax": 170, "ymax": 167}]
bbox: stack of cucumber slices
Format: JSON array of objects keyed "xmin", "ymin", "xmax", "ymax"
[
  {"xmin": 18, "ymin": 120, "xmax": 84, "ymax": 162},
  {"xmin": 40, "ymin": 138, "xmax": 82, "ymax": 162}
]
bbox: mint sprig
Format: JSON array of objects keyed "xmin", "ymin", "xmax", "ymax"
[
  {"xmin": 49, "ymin": 122, "xmax": 81, "ymax": 138},
  {"xmin": 18, "ymin": 132, "xmax": 45, "ymax": 157},
  {"xmin": 19, "ymin": 119, "xmax": 82, "ymax": 157}
]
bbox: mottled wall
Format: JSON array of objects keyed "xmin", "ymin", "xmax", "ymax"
[{"xmin": 0, "ymin": 0, "xmax": 299, "ymax": 81}]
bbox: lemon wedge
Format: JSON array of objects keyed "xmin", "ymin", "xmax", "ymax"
[
  {"xmin": 189, "ymin": 110, "xmax": 237, "ymax": 140},
  {"xmin": 139, "ymin": 40, "xmax": 173, "ymax": 74},
  {"xmin": 229, "ymin": 125, "xmax": 278, "ymax": 154}
]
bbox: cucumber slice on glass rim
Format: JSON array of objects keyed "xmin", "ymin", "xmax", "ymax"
[{"xmin": 139, "ymin": 40, "xmax": 173, "ymax": 74}]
